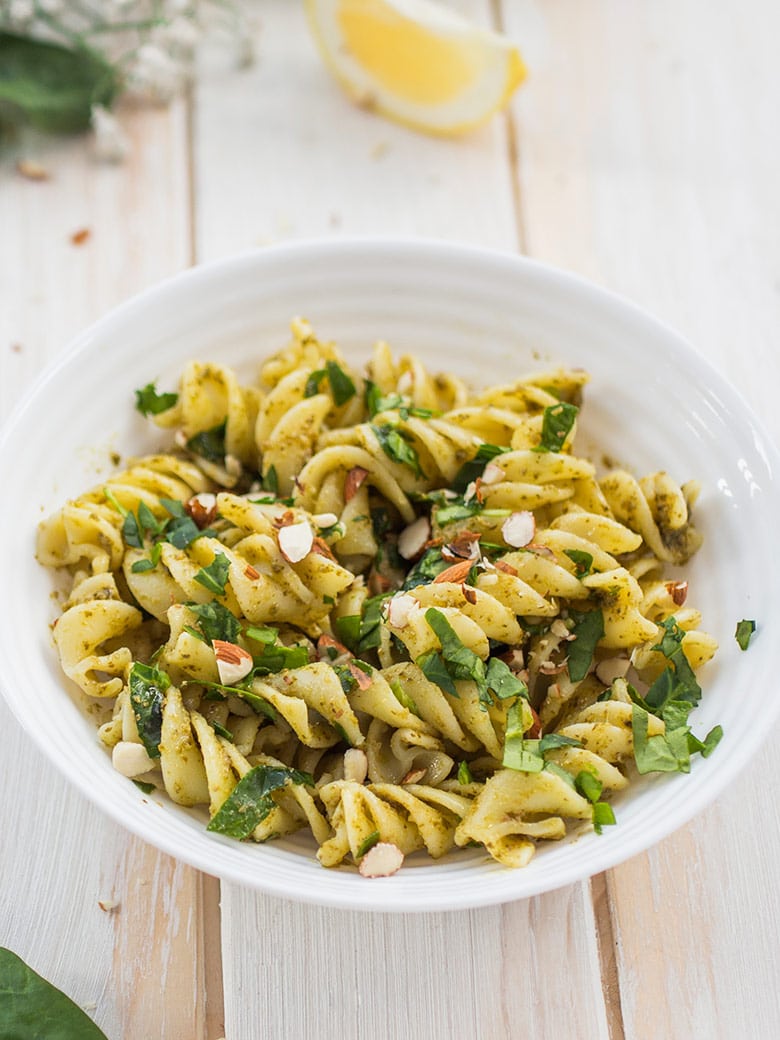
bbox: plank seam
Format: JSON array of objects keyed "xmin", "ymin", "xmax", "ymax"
[{"xmin": 590, "ymin": 872, "xmax": 626, "ymax": 1040}]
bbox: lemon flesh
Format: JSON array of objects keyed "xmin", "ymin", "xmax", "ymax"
[{"xmin": 307, "ymin": 0, "xmax": 527, "ymax": 136}]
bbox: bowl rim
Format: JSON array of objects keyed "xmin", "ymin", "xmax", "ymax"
[{"xmin": 2, "ymin": 236, "xmax": 778, "ymax": 911}]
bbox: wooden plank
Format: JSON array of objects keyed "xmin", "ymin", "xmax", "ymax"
[
  {"xmin": 502, "ymin": 0, "xmax": 780, "ymax": 1034},
  {"xmin": 0, "ymin": 97, "xmax": 222, "ymax": 1039},
  {"xmin": 193, "ymin": 2, "xmax": 610, "ymax": 1038}
]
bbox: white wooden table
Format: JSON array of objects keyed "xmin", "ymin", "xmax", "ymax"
[{"xmin": 2, "ymin": 2, "xmax": 780, "ymax": 1037}]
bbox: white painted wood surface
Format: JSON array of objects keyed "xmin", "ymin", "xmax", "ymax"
[{"xmin": 1, "ymin": 1, "xmax": 778, "ymax": 1037}]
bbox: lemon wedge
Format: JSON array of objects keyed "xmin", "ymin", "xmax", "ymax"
[{"xmin": 305, "ymin": 0, "xmax": 527, "ymax": 136}]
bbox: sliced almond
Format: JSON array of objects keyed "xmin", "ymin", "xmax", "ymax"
[
  {"xmin": 494, "ymin": 559, "xmax": 518, "ymax": 576},
  {"xmin": 595, "ymin": 657, "xmax": 631, "ymax": 686},
  {"xmin": 343, "ymin": 748, "xmax": 368, "ymax": 784},
  {"xmin": 347, "ymin": 661, "xmax": 374, "ymax": 690},
  {"xmin": 385, "ymin": 593, "xmax": 419, "ymax": 629},
  {"xmin": 401, "ymin": 767, "xmax": 426, "ymax": 785},
  {"xmin": 186, "ymin": 492, "xmax": 218, "ymax": 529},
  {"xmin": 398, "ymin": 516, "xmax": 430, "ymax": 560},
  {"xmin": 359, "ymin": 842, "xmax": 404, "ymax": 878},
  {"xmin": 344, "ymin": 466, "xmax": 369, "ymax": 502},
  {"xmin": 244, "ymin": 564, "xmax": 261, "ymax": 579},
  {"xmin": 97, "ymin": 899, "xmax": 119, "ymax": 913},
  {"xmin": 317, "ymin": 634, "xmax": 351, "ymax": 664},
  {"xmin": 461, "ymin": 583, "xmax": 478, "ymax": 605},
  {"xmin": 550, "ymin": 618, "xmax": 574, "ymax": 640},
  {"xmin": 433, "ymin": 559, "xmax": 474, "ymax": 584},
  {"xmin": 481, "ymin": 461, "xmax": 506, "ymax": 485},
  {"xmin": 213, "ymin": 640, "xmax": 254, "ymax": 685},
  {"xmin": 311, "ymin": 537, "xmax": 337, "ymax": 560},
  {"xmin": 442, "ymin": 530, "xmax": 481, "ymax": 561},
  {"xmin": 463, "ymin": 480, "xmax": 479, "ymax": 503},
  {"xmin": 502, "ymin": 511, "xmax": 536, "ymax": 548},
  {"xmin": 278, "ymin": 520, "xmax": 314, "ymax": 563}
]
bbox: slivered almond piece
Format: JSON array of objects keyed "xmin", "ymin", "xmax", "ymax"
[
  {"xmin": 665, "ymin": 580, "xmax": 688, "ymax": 606},
  {"xmin": 213, "ymin": 640, "xmax": 254, "ymax": 685},
  {"xmin": 344, "ymin": 466, "xmax": 369, "ymax": 502},
  {"xmin": 386, "ymin": 593, "xmax": 419, "ymax": 628},
  {"xmin": 317, "ymin": 634, "xmax": 350, "ymax": 663},
  {"xmin": 112, "ymin": 741, "xmax": 156, "ymax": 778},
  {"xmin": 402, "ymin": 768, "xmax": 426, "ymax": 785},
  {"xmin": 343, "ymin": 748, "xmax": 368, "ymax": 784},
  {"xmin": 595, "ymin": 657, "xmax": 631, "ymax": 685},
  {"xmin": 442, "ymin": 530, "xmax": 481, "ymax": 561},
  {"xmin": 312, "ymin": 512, "xmax": 339, "ymax": 528},
  {"xmin": 433, "ymin": 559, "xmax": 474, "ymax": 584},
  {"xmin": 347, "ymin": 661, "xmax": 374, "ymax": 690},
  {"xmin": 398, "ymin": 516, "xmax": 430, "ymax": 560},
  {"xmin": 502, "ymin": 511, "xmax": 536, "ymax": 548},
  {"xmin": 494, "ymin": 559, "xmax": 518, "ymax": 576},
  {"xmin": 526, "ymin": 705, "xmax": 542, "ymax": 739},
  {"xmin": 278, "ymin": 520, "xmax": 314, "ymax": 562},
  {"xmin": 311, "ymin": 536, "xmax": 337, "ymax": 560},
  {"xmin": 550, "ymin": 618, "xmax": 574, "ymax": 640},
  {"xmin": 244, "ymin": 564, "xmax": 260, "ymax": 579},
  {"xmin": 359, "ymin": 842, "xmax": 404, "ymax": 878}
]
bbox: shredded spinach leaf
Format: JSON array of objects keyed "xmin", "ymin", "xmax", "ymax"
[
  {"xmin": 735, "ymin": 619, "xmax": 756, "ymax": 651},
  {"xmin": 186, "ymin": 420, "xmax": 226, "ymax": 464},
  {"xmin": 206, "ymin": 765, "xmax": 313, "ymax": 839},
  {"xmin": 134, "ymin": 381, "xmax": 178, "ymax": 416},
  {"xmin": 564, "ymin": 548, "xmax": 594, "ymax": 577},
  {"xmin": 533, "ymin": 401, "xmax": 579, "ymax": 453},
  {"xmin": 128, "ymin": 662, "xmax": 169, "ymax": 759},
  {"xmin": 371, "ymin": 423, "xmax": 424, "ymax": 477},
  {"xmin": 567, "ymin": 609, "xmax": 604, "ymax": 682},
  {"xmin": 194, "ymin": 553, "xmax": 231, "ymax": 596},
  {"xmin": 452, "ymin": 443, "xmax": 510, "ymax": 495},
  {"xmin": 187, "ymin": 601, "xmax": 241, "ymax": 644}
]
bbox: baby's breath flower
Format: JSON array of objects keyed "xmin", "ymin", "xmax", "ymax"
[
  {"xmin": 129, "ymin": 42, "xmax": 184, "ymax": 102},
  {"xmin": 90, "ymin": 104, "xmax": 129, "ymax": 163}
]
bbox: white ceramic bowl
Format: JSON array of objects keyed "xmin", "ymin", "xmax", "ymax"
[{"xmin": 1, "ymin": 240, "xmax": 777, "ymax": 912}]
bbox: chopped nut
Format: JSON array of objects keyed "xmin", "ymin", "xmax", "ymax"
[
  {"xmin": 278, "ymin": 520, "xmax": 314, "ymax": 563},
  {"xmin": 502, "ymin": 511, "xmax": 536, "ymax": 548},
  {"xmin": 461, "ymin": 583, "xmax": 478, "ymax": 605},
  {"xmin": 310, "ymin": 536, "xmax": 337, "ymax": 560},
  {"xmin": 343, "ymin": 748, "xmax": 368, "ymax": 784},
  {"xmin": 494, "ymin": 559, "xmax": 518, "ymax": 576},
  {"xmin": 312, "ymin": 512, "xmax": 339, "ymax": 528},
  {"xmin": 359, "ymin": 841, "xmax": 404, "ymax": 878},
  {"xmin": 186, "ymin": 493, "xmax": 218, "ymax": 529},
  {"xmin": 213, "ymin": 640, "xmax": 254, "ymax": 685},
  {"xmin": 97, "ymin": 899, "xmax": 119, "ymax": 913},
  {"xmin": 16, "ymin": 159, "xmax": 49, "ymax": 181},
  {"xmin": 433, "ymin": 559, "xmax": 474, "ymax": 584},
  {"xmin": 347, "ymin": 661, "xmax": 373, "ymax": 690},
  {"xmin": 550, "ymin": 618, "xmax": 574, "ymax": 640},
  {"xmin": 244, "ymin": 564, "xmax": 260, "ymax": 579},
  {"xmin": 595, "ymin": 657, "xmax": 631, "ymax": 685},
  {"xmin": 441, "ymin": 530, "xmax": 481, "ymax": 561},
  {"xmin": 665, "ymin": 580, "xmax": 688, "ymax": 606},
  {"xmin": 526, "ymin": 705, "xmax": 542, "ymax": 739},
  {"xmin": 481, "ymin": 461, "xmax": 506, "ymax": 485},
  {"xmin": 398, "ymin": 516, "xmax": 430, "ymax": 560},
  {"xmin": 317, "ymin": 633, "xmax": 350, "ymax": 664},
  {"xmin": 70, "ymin": 227, "xmax": 91, "ymax": 246},
  {"xmin": 402, "ymin": 767, "xmax": 426, "ymax": 785},
  {"xmin": 463, "ymin": 480, "xmax": 479, "ymax": 503},
  {"xmin": 225, "ymin": 454, "xmax": 242, "ymax": 478},
  {"xmin": 385, "ymin": 593, "xmax": 419, "ymax": 629},
  {"xmin": 112, "ymin": 741, "xmax": 156, "ymax": 778},
  {"xmin": 344, "ymin": 466, "xmax": 369, "ymax": 502}
]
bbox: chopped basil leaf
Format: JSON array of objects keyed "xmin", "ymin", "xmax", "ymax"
[
  {"xmin": 304, "ymin": 368, "xmax": 327, "ymax": 397},
  {"xmin": 542, "ymin": 760, "xmax": 577, "ymax": 787},
  {"xmin": 135, "ymin": 381, "xmax": 178, "ymax": 416},
  {"xmin": 132, "ymin": 779, "xmax": 156, "ymax": 794},
  {"xmin": 390, "ymin": 679, "xmax": 420, "ymax": 716},
  {"xmin": 592, "ymin": 801, "xmax": 616, "ymax": 834},
  {"xmin": 564, "ymin": 548, "xmax": 594, "ymax": 577},
  {"xmin": 696, "ymin": 724, "xmax": 723, "ymax": 758},
  {"xmin": 452, "ymin": 443, "xmax": 510, "ymax": 495},
  {"xmin": 261, "ymin": 465, "xmax": 279, "ymax": 496},
  {"xmin": 128, "ymin": 662, "xmax": 170, "ymax": 759},
  {"xmin": 187, "ymin": 601, "xmax": 241, "ymax": 643},
  {"xmin": 160, "ymin": 497, "xmax": 186, "ymax": 518},
  {"xmin": 434, "ymin": 501, "xmax": 482, "ymax": 527},
  {"xmin": 244, "ymin": 625, "xmax": 279, "ymax": 645},
  {"xmin": 357, "ymin": 595, "xmax": 389, "ymax": 654},
  {"xmin": 533, "ymin": 401, "xmax": 579, "ymax": 453},
  {"xmin": 503, "ymin": 709, "xmax": 543, "ymax": 772},
  {"xmin": 325, "ymin": 360, "xmax": 356, "ymax": 406},
  {"xmin": 371, "ymin": 423, "xmax": 424, "ymax": 477},
  {"xmin": 103, "ymin": 486, "xmax": 128, "ymax": 517},
  {"xmin": 194, "ymin": 552, "xmax": 231, "ymax": 596},
  {"xmin": 538, "ymin": 733, "xmax": 583, "ymax": 753},
  {"xmin": 574, "ymin": 770, "xmax": 603, "ymax": 803},
  {"xmin": 357, "ymin": 830, "xmax": 380, "ymax": 857},
  {"xmin": 121, "ymin": 511, "xmax": 143, "ymax": 548},
  {"xmin": 424, "ymin": 607, "xmax": 487, "ymax": 699},
  {"xmin": 186, "ymin": 420, "xmax": 227, "ymax": 463},
  {"xmin": 165, "ymin": 514, "xmax": 204, "ymax": 549},
  {"xmin": 131, "ymin": 557, "xmax": 156, "ymax": 573},
  {"xmin": 137, "ymin": 501, "xmax": 165, "ymax": 538},
  {"xmin": 567, "ymin": 609, "xmax": 604, "ymax": 682},
  {"xmin": 631, "ymin": 703, "xmax": 688, "ymax": 774},
  {"xmin": 334, "ymin": 614, "xmax": 361, "ymax": 652},
  {"xmin": 417, "ymin": 649, "xmax": 459, "ymax": 697},
  {"xmin": 457, "ymin": 760, "xmax": 473, "ymax": 785},
  {"xmin": 645, "ymin": 617, "xmax": 701, "ymax": 709},
  {"xmin": 364, "ymin": 380, "xmax": 436, "ymax": 419},
  {"xmin": 401, "ymin": 547, "xmax": 450, "ymax": 590},
  {"xmin": 485, "ymin": 657, "xmax": 528, "ymax": 700},
  {"xmin": 206, "ymin": 764, "xmax": 313, "ymax": 839},
  {"xmin": 735, "ymin": 619, "xmax": 756, "ymax": 651},
  {"xmin": 211, "ymin": 721, "xmax": 233, "ymax": 741}
]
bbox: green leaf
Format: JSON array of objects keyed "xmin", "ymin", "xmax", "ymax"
[
  {"xmin": 134, "ymin": 381, "xmax": 178, "ymax": 417},
  {"xmin": 160, "ymin": 497, "xmax": 186, "ymax": 518},
  {"xmin": 121, "ymin": 511, "xmax": 143, "ymax": 548},
  {"xmin": 325, "ymin": 360, "xmax": 357, "ymax": 406},
  {"xmin": 424, "ymin": 607, "xmax": 486, "ymax": 689},
  {"xmin": 194, "ymin": 553, "xmax": 231, "ymax": 596},
  {"xmin": 128, "ymin": 662, "xmax": 170, "ymax": 759},
  {"xmin": 186, "ymin": 421, "xmax": 226, "ymax": 464},
  {"xmin": 357, "ymin": 595, "xmax": 389, "ymax": 654},
  {"xmin": 567, "ymin": 609, "xmax": 604, "ymax": 682},
  {"xmin": 165, "ymin": 515, "xmax": 204, "ymax": 550},
  {"xmin": 564, "ymin": 548, "xmax": 593, "ymax": 577},
  {"xmin": 434, "ymin": 501, "xmax": 482, "ymax": 527},
  {"xmin": 356, "ymin": 831, "xmax": 380, "ymax": 857},
  {"xmin": 592, "ymin": 801, "xmax": 616, "ymax": 834},
  {"xmin": 371, "ymin": 423, "xmax": 424, "ymax": 477},
  {"xmin": 304, "ymin": 368, "xmax": 327, "ymax": 397},
  {"xmin": 187, "ymin": 601, "xmax": 241, "ymax": 644},
  {"xmin": 206, "ymin": 765, "xmax": 313, "ymax": 840},
  {"xmin": 485, "ymin": 657, "xmax": 528, "ymax": 700},
  {"xmin": 631, "ymin": 703, "xmax": 685, "ymax": 774},
  {"xmin": 574, "ymin": 770, "xmax": 603, "ymax": 804},
  {"xmin": 334, "ymin": 614, "xmax": 361, "ymax": 652},
  {"xmin": 417, "ymin": 649, "xmax": 459, "ymax": 697},
  {"xmin": 533, "ymin": 401, "xmax": 579, "ymax": 453},
  {"xmin": 457, "ymin": 760, "xmax": 473, "ymax": 785},
  {"xmin": 0, "ymin": 946, "xmax": 109, "ymax": 1039},
  {"xmin": 646, "ymin": 617, "xmax": 701, "ymax": 709},
  {"xmin": 401, "ymin": 547, "xmax": 450, "ymax": 590},
  {"xmin": 735, "ymin": 619, "xmax": 756, "ymax": 651},
  {"xmin": 261, "ymin": 465, "xmax": 279, "ymax": 496},
  {"xmin": 0, "ymin": 32, "xmax": 119, "ymax": 137},
  {"xmin": 390, "ymin": 679, "xmax": 420, "ymax": 716},
  {"xmin": 451, "ymin": 443, "xmax": 510, "ymax": 495},
  {"xmin": 132, "ymin": 779, "xmax": 156, "ymax": 795},
  {"xmin": 211, "ymin": 721, "xmax": 233, "ymax": 741},
  {"xmin": 538, "ymin": 733, "xmax": 583, "ymax": 753}
]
